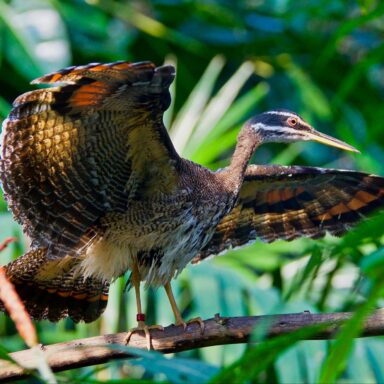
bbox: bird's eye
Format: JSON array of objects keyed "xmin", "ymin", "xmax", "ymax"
[{"xmin": 287, "ymin": 117, "xmax": 298, "ymax": 127}]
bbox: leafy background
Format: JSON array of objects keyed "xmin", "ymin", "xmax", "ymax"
[{"xmin": 1, "ymin": 0, "xmax": 384, "ymax": 382}]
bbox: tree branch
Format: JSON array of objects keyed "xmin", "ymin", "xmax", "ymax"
[{"xmin": 1, "ymin": 309, "xmax": 384, "ymax": 382}]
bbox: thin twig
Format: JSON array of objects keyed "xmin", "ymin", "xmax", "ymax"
[
  {"xmin": 0, "ymin": 238, "xmax": 37, "ymax": 346},
  {"xmin": 1, "ymin": 309, "xmax": 384, "ymax": 382}
]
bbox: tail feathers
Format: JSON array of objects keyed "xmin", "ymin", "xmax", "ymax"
[{"xmin": 2, "ymin": 248, "xmax": 109, "ymax": 323}]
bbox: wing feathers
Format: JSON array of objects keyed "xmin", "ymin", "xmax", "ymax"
[
  {"xmin": 1, "ymin": 61, "xmax": 179, "ymax": 259},
  {"xmin": 194, "ymin": 165, "xmax": 384, "ymax": 263},
  {"xmin": 31, "ymin": 61, "xmax": 156, "ymax": 84}
]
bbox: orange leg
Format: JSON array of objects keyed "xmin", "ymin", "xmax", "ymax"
[
  {"xmin": 164, "ymin": 282, "xmax": 205, "ymax": 333},
  {"xmin": 126, "ymin": 261, "xmax": 163, "ymax": 350}
]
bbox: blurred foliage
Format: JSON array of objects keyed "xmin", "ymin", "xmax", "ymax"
[{"xmin": 1, "ymin": 0, "xmax": 384, "ymax": 383}]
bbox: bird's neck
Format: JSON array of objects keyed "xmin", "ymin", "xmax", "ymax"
[{"xmin": 222, "ymin": 127, "xmax": 261, "ymax": 194}]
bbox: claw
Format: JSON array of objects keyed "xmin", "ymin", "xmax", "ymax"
[
  {"xmin": 175, "ymin": 317, "xmax": 205, "ymax": 333},
  {"xmin": 125, "ymin": 321, "xmax": 164, "ymax": 350}
]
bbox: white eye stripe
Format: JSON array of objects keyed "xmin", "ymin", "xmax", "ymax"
[
  {"xmin": 251, "ymin": 124, "xmax": 305, "ymax": 135},
  {"xmin": 255, "ymin": 116, "xmax": 312, "ymax": 132},
  {"xmin": 263, "ymin": 111, "xmax": 312, "ymax": 128},
  {"xmin": 264, "ymin": 111, "xmax": 299, "ymax": 118}
]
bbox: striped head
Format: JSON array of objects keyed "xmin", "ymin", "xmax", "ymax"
[{"xmin": 248, "ymin": 110, "xmax": 359, "ymax": 153}]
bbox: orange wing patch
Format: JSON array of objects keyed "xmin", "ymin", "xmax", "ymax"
[
  {"xmin": 68, "ymin": 81, "xmax": 113, "ymax": 108},
  {"xmin": 347, "ymin": 198, "xmax": 366, "ymax": 211},
  {"xmin": 312, "ymin": 212, "xmax": 333, "ymax": 222},
  {"xmin": 102, "ymin": 62, "xmax": 135, "ymax": 71},
  {"xmin": 32, "ymin": 61, "xmax": 156, "ymax": 85},
  {"xmin": 355, "ymin": 190, "xmax": 378, "ymax": 204},
  {"xmin": 49, "ymin": 73, "xmax": 65, "ymax": 83},
  {"xmin": 329, "ymin": 202, "xmax": 350, "ymax": 216},
  {"xmin": 280, "ymin": 187, "xmax": 295, "ymax": 201},
  {"xmin": 267, "ymin": 189, "xmax": 281, "ymax": 205}
]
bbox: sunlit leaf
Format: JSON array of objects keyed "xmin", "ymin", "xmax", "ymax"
[
  {"xmin": 170, "ymin": 55, "xmax": 225, "ymax": 153},
  {"xmin": 184, "ymin": 61, "xmax": 254, "ymax": 157},
  {"xmin": 191, "ymin": 82, "xmax": 269, "ymax": 164}
]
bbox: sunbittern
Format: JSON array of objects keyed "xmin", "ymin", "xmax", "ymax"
[{"xmin": 1, "ymin": 61, "xmax": 384, "ymax": 347}]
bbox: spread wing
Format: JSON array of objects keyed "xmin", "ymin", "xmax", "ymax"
[
  {"xmin": 194, "ymin": 165, "xmax": 384, "ymax": 262},
  {"xmin": 0, "ymin": 61, "xmax": 179, "ymax": 258}
]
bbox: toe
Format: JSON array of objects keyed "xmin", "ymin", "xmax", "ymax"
[
  {"xmin": 175, "ymin": 320, "xmax": 187, "ymax": 330},
  {"xmin": 188, "ymin": 317, "xmax": 205, "ymax": 333},
  {"xmin": 126, "ymin": 324, "xmax": 165, "ymax": 350},
  {"xmin": 143, "ymin": 327, "xmax": 151, "ymax": 350}
]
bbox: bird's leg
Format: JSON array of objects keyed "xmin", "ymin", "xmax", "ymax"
[
  {"xmin": 164, "ymin": 282, "xmax": 205, "ymax": 333},
  {"xmin": 125, "ymin": 261, "xmax": 164, "ymax": 350}
]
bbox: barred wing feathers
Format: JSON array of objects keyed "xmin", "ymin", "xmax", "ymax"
[
  {"xmin": 0, "ymin": 61, "xmax": 179, "ymax": 259},
  {"xmin": 194, "ymin": 165, "xmax": 384, "ymax": 262}
]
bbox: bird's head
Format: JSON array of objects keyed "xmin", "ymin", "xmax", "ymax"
[{"xmin": 248, "ymin": 110, "xmax": 359, "ymax": 153}]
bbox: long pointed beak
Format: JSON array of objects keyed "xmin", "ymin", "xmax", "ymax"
[{"xmin": 306, "ymin": 129, "xmax": 360, "ymax": 153}]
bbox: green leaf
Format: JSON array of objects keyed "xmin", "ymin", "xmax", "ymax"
[
  {"xmin": 0, "ymin": 0, "xmax": 70, "ymax": 78},
  {"xmin": 318, "ymin": 279, "xmax": 384, "ymax": 383},
  {"xmin": 170, "ymin": 55, "xmax": 225, "ymax": 153},
  {"xmin": 210, "ymin": 323, "xmax": 331, "ymax": 384},
  {"xmin": 360, "ymin": 247, "xmax": 384, "ymax": 277},
  {"xmin": 0, "ymin": 343, "xmax": 15, "ymax": 363},
  {"xmin": 284, "ymin": 246, "xmax": 323, "ymax": 301},
  {"xmin": 191, "ymin": 82, "xmax": 269, "ymax": 164},
  {"xmin": 283, "ymin": 60, "xmax": 331, "ymax": 120},
  {"xmin": 0, "ymin": 96, "xmax": 10, "ymax": 119},
  {"xmin": 184, "ymin": 61, "xmax": 254, "ymax": 158},
  {"xmin": 82, "ymin": 345, "xmax": 218, "ymax": 384},
  {"xmin": 316, "ymin": 2, "xmax": 384, "ymax": 69},
  {"xmin": 94, "ymin": 0, "xmax": 204, "ymax": 54}
]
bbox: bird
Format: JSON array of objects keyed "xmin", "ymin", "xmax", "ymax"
[{"xmin": 1, "ymin": 61, "xmax": 384, "ymax": 346}]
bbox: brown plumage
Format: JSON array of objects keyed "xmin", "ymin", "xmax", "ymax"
[
  {"xmin": 0, "ymin": 61, "xmax": 383, "ymax": 328},
  {"xmin": 195, "ymin": 165, "xmax": 384, "ymax": 262},
  {"xmin": 4, "ymin": 249, "xmax": 108, "ymax": 322}
]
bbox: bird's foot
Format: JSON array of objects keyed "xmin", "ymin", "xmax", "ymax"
[
  {"xmin": 125, "ymin": 315, "xmax": 164, "ymax": 350},
  {"xmin": 175, "ymin": 316, "xmax": 205, "ymax": 333}
]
